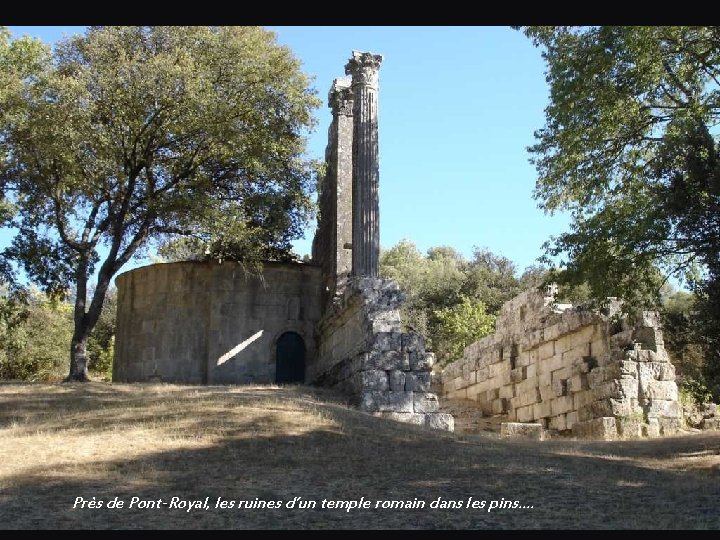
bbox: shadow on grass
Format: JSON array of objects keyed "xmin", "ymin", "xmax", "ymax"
[{"xmin": 1, "ymin": 383, "xmax": 719, "ymax": 529}]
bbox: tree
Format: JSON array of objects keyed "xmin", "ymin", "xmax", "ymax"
[
  {"xmin": 379, "ymin": 240, "xmax": 541, "ymax": 364},
  {"xmin": 0, "ymin": 26, "xmax": 319, "ymax": 381},
  {"xmin": 432, "ymin": 296, "xmax": 496, "ymax": 365},
  {"xmin": 0, "ymin": 28, "xmax": 49, "ymax": 284},
  {"xmin": 521, "ymin": 26, "xmax": 720, "ymax": 398},
  {"xmin": 0, "ymin": 285, "xmax": 74, "ymax": 381}
]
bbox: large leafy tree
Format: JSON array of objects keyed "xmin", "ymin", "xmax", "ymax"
[
  {"xmin": 0, "ymin": 26, "xmax": 319, "ymax": 381},
  {"xmin": 522, "ymin": 26, "xmax": 720, "ymax": 396},
  {"xmin": 0, "ymin": 28, "xmax": 49, "ymax": 283}
]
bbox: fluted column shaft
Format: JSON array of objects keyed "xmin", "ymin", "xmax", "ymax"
[{"xmin": 346, "ymin": 51, "xmax": 383, "ymax": 278}]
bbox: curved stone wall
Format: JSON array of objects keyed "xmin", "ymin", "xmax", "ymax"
[{"xmin": 113, "ymin": 261, "xmax": 322, "ymax": 384}]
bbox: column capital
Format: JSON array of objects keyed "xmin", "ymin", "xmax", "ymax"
[
  {"xmin": 345, "ymin": 51, "xmax": 383, "ymax": 89},
  {"xmin": 328, "ymin": 77, "xmax": 353, "ymax": 117}
]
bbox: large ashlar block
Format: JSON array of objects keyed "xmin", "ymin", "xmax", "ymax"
[
  {"xmin": 413, "ymin": 393, "xmax": 440, "ymax": 413},
  {"xmin": 525, "ymin": 363, "xmax": 537, "ymax": 379},
  {"xmin": 539, "ymin": 353, "xmax": 565, "ymax": 375},
  {"xmin": 619, "ymin": 360, "xmax": 639, "ymax": 377},
  {"xmin": 639, "ymin": 362, "xmax": 676, "ymax": 382},
  {"xmin": 489, "ymin": 361, "xmax": 510, "ymax": 379},
  {"xmin": 510, "ymin": 367, "xmax": 525, "ymax": 383},
  {"xmin": 642, "ymin": 380, "xmax": 678, "ymax": 401},
  {"xmin": 590, "ymin": 337, "xmax": 608, "ymax": 358},
  {"xmin": 516, "ymin": 377, "xmax": 538, "ymax": 396},
  {"xmin": 463, "ymin": 369, "xmax": 477, "ymax": 386},
  {"xmin": 476, "ymin": 366, "xmax": 489, "ymax": 383},
  {"xmin": 533, "ymin": 400, "xmax": 552, "ymax": 420},
  {"xmin": 593, "ymin": 380, "xmax": 621, "ymax": 400},
  {"xmin": 538, "ymin": 385, "xmax": 558, "ymax": 401},
  {"xmin": 516, "ymin": 405, "xmax": 535, "ymax": 423},
  {"xmin": 425, "ymin": 413, "xmax": 455, "ymax": 432},
  {"xmin": 539, "ymin": 341, "xmax": 556, "ymax": 360},
  {"xmin": 539, "ymin": 371, "xmax": 552, "ymax": 388},
  {"xmin": 364, "ymin": 350, "xmax": 410, "ymax": 371},
  {"xmin": 657, "ymin": 417, "xmax": 681, "ymax": 435},
  {"xmin": 405, "ymin": 372, "xmax": 431, "ymax": 392},
  {"xmin": 551, "ymin": 395, "xmax": 574, "ymax": 416},
  {"xmin": 549, "ymin": 414, "xmax": 567, "ymax": 431},
  {"xmin": 499, "ymin": 384, "xmax": 515, "ymax": 399},
  {"xmin": 359, "ymin": 370, "xmax": 390, "ymax": 392},
  {"xmin": 516, "ymin": 351, "xmax": 532, "ymax": 368},
  {"xmin": 645, "ymin": 399, "xmax": 682, "ymax": 418},
  {"xmin": 518, "ymin": 387, "xmax": 541, "ymax": 408},
  {"xmin": 618, "ymin": 378, "xmax": 639, "ymax": 399},
  {"xmin": 567, "ymin": 373, "xmax": 589, "ymax": 393},
  {"xmin": 500, "ymin": 422, "xmax": 543, "ymax": 440},
  {"xmin": 360, "ymin": 391, "xmax": 414, "ymax": 413},
  {"xmin": 565, "ymin": 410, "xmax": 579, "ymax": 430},
  {"xmin": 539, "ymin": 384, "xmax": 556, "ymax": 402},
  {"xmin": 371, "ymin": 332, "xmax": 402, "ymax": 351},
  {"xmin": 573, "ymin": 417, "xmax": 618, "ymax": 440},
  {"xmin": 387, "ymin": 370, "xmax": 405, "ymax": 392},
  {"xmin": 616, "ymin": 417, "xmax": 643, "ymax": 439}
]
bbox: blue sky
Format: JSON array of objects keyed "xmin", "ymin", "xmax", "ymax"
[{"xmin": 5, "ymin": 26, "xmax": 569, "ymax": 276}]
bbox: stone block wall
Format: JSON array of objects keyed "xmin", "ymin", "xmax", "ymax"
[
  {"xmin": 311, "ymin": 277, "xmax": 454, "ymax": 431},
  {"xmin": 439, "ymin": 288, "xmax": 681, "ymax": 440},
  {"xmin": 114, "ymin": 261, "xmax": 322, "ymax": 384}
]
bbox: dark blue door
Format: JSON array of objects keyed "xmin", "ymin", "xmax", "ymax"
[{"xmin": 276, "ymin": 332, "xmax": 305, "ymax": 383}]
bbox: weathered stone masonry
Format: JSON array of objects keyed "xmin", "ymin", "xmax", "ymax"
[
  {"xmin": 439, "ymin": 288, "xmax": 681, "ymax": 439},
  {"xmin": 311, "ymin": 277, "xmax": 454, "ymax": 430}
]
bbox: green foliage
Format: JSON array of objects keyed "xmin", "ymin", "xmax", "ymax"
[
  {"xmin": 679, "ymin": 377, "xmax": 714, "ymax": 407},
  {"xmin": 0, "ymin": 286, "xmax": 73, "ymax": 381},
  {"xmin": 0, "ymin": 26, "xmax": 320, "ymax": 379},
  {"xmin": 86, "ymin": 287, "xmax": 117, "ymax": 380},
  {"xmin": 380, "ymin": 240, "xmax": 542, "ymax": 365},
  {"xmin": 432, "ymin": 296, "xmax": 496, "ymax": 365},
  {"xmin": 522, "ymin": 26, "xmax": 720, "ymax": 308}
]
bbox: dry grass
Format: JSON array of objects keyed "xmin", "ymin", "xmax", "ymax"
[{"xmin": 1, "ymin": 382, "xmax": 719, "ymax": 529}]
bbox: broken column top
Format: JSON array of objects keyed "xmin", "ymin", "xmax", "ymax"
[
  {"xmin": 345, "ymin": 51, "xmax": 384, "ymax": 88},
  {"xmin": 328, "ymin": 77, "xmax": 353, "ymax": 116}
]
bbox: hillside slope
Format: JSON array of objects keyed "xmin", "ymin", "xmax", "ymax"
[{"xmin": 1, "ymin": 383, "xmax": 718, "ymax": 529}]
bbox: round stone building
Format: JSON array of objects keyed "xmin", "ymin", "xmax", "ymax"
[{"xmin": 113, "ymin": 260, "xmax": 322, "ymax": 384}]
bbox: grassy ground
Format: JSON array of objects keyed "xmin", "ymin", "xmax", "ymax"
[{"xmin": 1, "ymin": 382, "xmax": 719, "ymax": 529}]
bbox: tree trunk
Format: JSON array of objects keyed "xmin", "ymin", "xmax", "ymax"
[
  {"xmin": 67, "ymin": 333, "xmax": 90, "ymax": 382},
  {"xmin": 65, "ymin": 255, "xmax": 92, "ymax": 382}
]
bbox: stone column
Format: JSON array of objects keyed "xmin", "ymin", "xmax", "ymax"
[
  {"xmin": 345, "ymin": 51, "xmax": 383, "ymax": 278},
  {"xmin": 328, "ymin": 78, "xmax": 354, "ymax": 281}
]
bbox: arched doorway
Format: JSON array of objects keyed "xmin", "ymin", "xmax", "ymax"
[{"xmin": 275, "ymin": 332, "xmax": 305, "ymax": 383}]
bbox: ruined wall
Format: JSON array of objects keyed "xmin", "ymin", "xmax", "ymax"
[
  {"xmin": 310, "ymin": 277, "xmax": 454, "ymax": 431},
  {"xmin": 439, "ymin": 289, "xmax": 681, "ymax": 440},
  {"xmin": 114, "ymin": 261, "xmax": 322, "ymax": 384}
]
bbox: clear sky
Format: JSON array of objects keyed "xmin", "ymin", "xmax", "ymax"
[{"xmin": 5, "ymin": 26, "xmax": 570, "ymax": 276}]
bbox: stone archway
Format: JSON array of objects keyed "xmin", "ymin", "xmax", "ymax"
[{"xmin": 275, "ymin": 332, "xmax": 305, "ymax": 383}]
